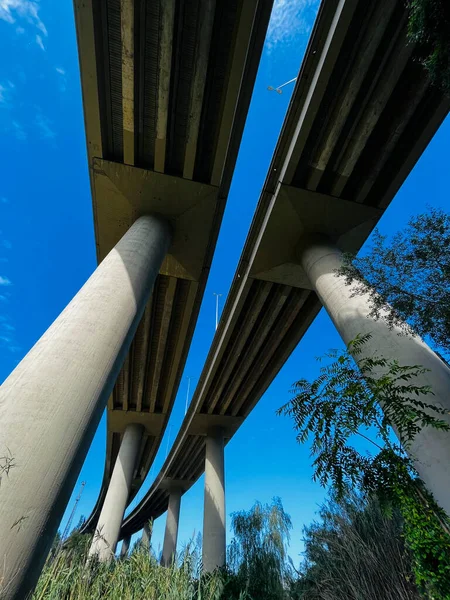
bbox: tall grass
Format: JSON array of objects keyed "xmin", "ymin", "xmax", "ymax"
[
  {"xmin": 293, "ymin": 493, "xmax": 422, "ymax": 600},
  {"xmin": 33, "ymin": 539, "xmax": 226, "ymax": 600},
  {"xmin": 31, "ymin": 495, "xmax": 427, "ymax": 600}
]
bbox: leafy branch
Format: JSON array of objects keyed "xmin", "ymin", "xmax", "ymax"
[{"xmin": 278, "ymin": 335, "xmax": 450, "ymax": 596}]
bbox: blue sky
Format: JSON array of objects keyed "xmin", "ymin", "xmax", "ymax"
[{"xmin": 1, "ymin": 0, "xmax": 449, "ymax": 564}]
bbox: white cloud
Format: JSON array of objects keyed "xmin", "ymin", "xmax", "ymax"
[
  {"xmin": 0, "ymin": 0, "xmax": 47, "ymax": 36},
  {"xmin": 265, "ymin": 0, "xmax": 318, "ymax": 54},
  {"xmin": 0, "ymin": 276, "xmax": 12, "ymax": 286},
  {"xmin": 0, "ymin": 80, "xmax": 15, "ymax": 105},
  {"xmin": 55, "ymin": 67, "xmax": 67, "ymax": 91},
  {"xmin": 35, "ymin": 111, "xmax": 55, "ymax": 139},
  {"xmin": 35, "ymin": 32, "xmax": 44, "ymax": 50}
]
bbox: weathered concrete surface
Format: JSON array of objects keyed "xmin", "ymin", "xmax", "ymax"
[
  {"xmin": 202, "ymin": 429, "xmax": 226, "ymax": 571},
  {"xmin": 299, "ymin": 235, "xmax": 450, "ymax": 514},
  {"xmin": 161, "ymin": 489, "xmax": 182, "ymax": 566},
  {"xmin": 89, "ymin": 423, "xmax": 144, "ymax": 561},
  {"xmin": 0, "ymin": 215, "xmax": 171, "ymax": 600}
]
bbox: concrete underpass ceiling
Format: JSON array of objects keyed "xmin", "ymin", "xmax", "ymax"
[
  {"xmin": 250, "ymin": 186, "xmax": 382, "ymax": 289},
  {"xmin": 92, "ymin": 159, "xmax": 219, "ymax": 281}
]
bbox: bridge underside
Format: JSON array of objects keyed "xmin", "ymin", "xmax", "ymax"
[
  {"xmin": 120, "ymin": 0, "xmax": 449, "ymax": 537},
  {"xmin": 74, "ymin": 0, "xmax": 273, "ymax": 532}
]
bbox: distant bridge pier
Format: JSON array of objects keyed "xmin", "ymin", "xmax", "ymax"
[
  {"xmin": 120, "ymin": 535, "xmax": 131, "ymax": 559},
  {"xmin": 202, "ymin": 428, "xmax": 226, "ymax": 572},
  {"xmin": 0, "ymin": 215, "xmax": 171, "ymax": 599},
  {"xmin": 161, "ymin": 488, "xmax": 182, "ymax": 566},
  {"xmin": 89, "ymin": 423, "xmax": 144, "ymax": 561},
  {"xmin": 298, "ymin": 235, "xmax": 450, "ymax": 514},
  {"xmin": 142, "ymin": 521, "xmax": 152, "ymax": 548}
]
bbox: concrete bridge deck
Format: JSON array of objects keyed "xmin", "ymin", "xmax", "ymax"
[
  {"xmin": 119, "ymin": 0, "xmax": 450, "ymax": 538},
  {"xmin": 74, "ymin": 0, "xmax": 274, "ymax": 533}
]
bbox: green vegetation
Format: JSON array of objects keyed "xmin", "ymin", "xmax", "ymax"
[
  {"xmin": 293, "ymin": 493, "xmax": 421, "ymax": 600},
  {"xmin": 34, "ymin": 495, "xmax": 435, "ymax": 600},
  {"xmin": 407, "ymin": 1, "xmax": 450, "ymax": 94},
  {"xmin": 33, "ymin": 537, "xmax": 224, "ymax": 600},
  {"xmin": 340, "ymin": 208, "xmax": 450, "ymax": 353},
  {"xmin": 33, "ymin": 498, "xmax": 293, "ymax": 600},
  {"xmin": 227, "ymin": 497, "xmax": 292, "ymax": 600},
  {"xmin": 279, "ymin": 335, "xmax": 450, "ymax": 597}
]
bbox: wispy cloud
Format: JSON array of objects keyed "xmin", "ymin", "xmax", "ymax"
[
  {"xmin": 0, "ymin": 80, "xmax": 15, "ymax": 106},
  {"xmin": 0, "ymin": 275, "xmax": 12, "ymax": 286},
  {"xmin": 35, "ymin": 32, "xmax": 44, "ymax": 50},
  {"xmin": 2, "ymin": 240, "xmax": 12, "ymax": 250},
  {"xmin": 55, "ymin": 66, "xmax": 67, "ymax": 92},
  {"xmin": 265, "ymin": 0, "xmax": 318, "ymax": 54},
  {"xmin": 0, "ymin": 0, "xmax": 47, "ymax": 34},
  {"xmin": 0, "ymin": 316, "xmax": 15, "ymax": 337},
  {"xmin": 35, "ymin": 111, "xmax": 55, "ymax": 139}
]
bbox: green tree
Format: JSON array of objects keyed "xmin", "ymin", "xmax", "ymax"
[
  {"xmin": 407, "ymin": 0, "xmax": 450, "ymax": 94},
  {"xmin": 340, "ymin": 208, "xmax": 450, "ymax": 352},
  {"xmin": 226, "ymin": 498, "xmax": 292, "ymax": 600},
  {"xmin": 292, "ymin": 493, "xmax": 421, "ymax": 600},
  {"xmin": 278, "ymin": 336, "xmax": 450, "ymax": 597}
]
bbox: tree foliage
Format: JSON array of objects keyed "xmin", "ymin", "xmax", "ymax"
[
  {"xmin": 227, "ymin": 498, "xmax": 292, "ymax": 600},
  {"xmin": 279, "ymin": 336, "xmax": 450, "ymax": 597},
  {"xmin": 339, "ymin": 208, "xmax": 450, "ymax": 353},
  {"xmin": 407, "ymin": 0, "xmax": 450, "ymax": 94},
  {"xmin": 292, "ymin": 493, "xmax": 421, "ymax": 600}
]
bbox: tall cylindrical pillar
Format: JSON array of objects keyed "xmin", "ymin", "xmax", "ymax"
[
  {"xmin": 0, "ymin": 215, "xmax": 171, "ymax": 599},
  {"xmin": 202, "ymin": 429, "xmax": 226, "ymax": 571},
  {"xmin": 141, "ymin": 521, "xmax": 152, "ymax": 548},
  {"xmin": 89, "ymin": 424, "xmax": 144, "ymax": 560},
  {"xmin": 120, "ymin": 535, "xmax": 131, "ymax": 559},
  {"xmin": 298, "ymin": 235, "xmax": 450, "ymax": 513},
  {"xmin": 161, "ymin": 489, "xmax": 182, "ymax": 566}
]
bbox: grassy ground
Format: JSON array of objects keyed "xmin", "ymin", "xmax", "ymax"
[{"xmin": 33, "ymin": 540, "xmax": 228, "ymax": 600}]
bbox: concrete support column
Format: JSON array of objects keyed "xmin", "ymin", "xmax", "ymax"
[
  {"xmin": 298, "ymin": 235, "xmax": 450, "ymax": 514},
  {"xmin": 0, "ymin": 215, "xmax": 171, "ymax": 600},
  {"xmin": 89, "ymin": 424, "xmax": 144, "ymax": 560},
  {"xmin": 161, "ymin": 490, "xmax": 182, "ymax": 566},
  {"xmin": 141, "ymin": 522, "xmax": 152, "ymax": 548},
  {"xmin": 120, "ymin": 536, "xmax": 131, "ymax": 559},
  {"xmin": 202, "ymin": 429, "xmax": 226, "ymax": 571}
]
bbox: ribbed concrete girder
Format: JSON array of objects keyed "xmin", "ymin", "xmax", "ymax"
[
  {"xmin": 119, "ymin": 0, "xmax": 449, "ymax": 537},
  {"xmin": 73, "ymin": 0, "xmax": 274, "ymax": 533}
]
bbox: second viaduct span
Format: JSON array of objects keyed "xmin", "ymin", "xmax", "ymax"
[{"xmin": 118, "ymin": 0, "xmax": 450, "ymax": 571}]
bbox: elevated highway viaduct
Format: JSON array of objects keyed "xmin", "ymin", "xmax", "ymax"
[
  {"xmin": 0, "ymin": 0, "xmax": 273, "ymax": 597},
  {"xmin": 118, "ymin": 0, "xmax": 450, "ymax": 571}
]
